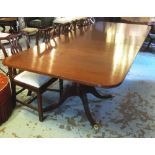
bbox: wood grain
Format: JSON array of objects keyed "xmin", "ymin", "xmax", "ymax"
[{"xmin": 3, "ymin": 22, "xmax": 150, "ymax": 88}]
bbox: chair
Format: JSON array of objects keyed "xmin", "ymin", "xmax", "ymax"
[
  {"xmin": 146, "ymin": 25, "xmax": 155, "ymax": 49},
  {"xmin": 25, "ymin": 17, "xmax": 55, "ymax": 29},
  {"xmin": 36, "ymin": 26, "xmax": 56, "ymax": 44},
  {"xmin": 36, "ymin": 27, "xmax": 63, "ymax": 92},
  {"xmin": 53, "ymin": 18, "xmax": 74, "ymax": 35},
  {"xmin": 0, "ymin": 32, "xmax": 62, "ymax": 122},
  {"xmin": 0, "ymin": 32, "xmax": 10, "ymax": 74},
  {"xmin": 17, "ymin": 17, "xmax": 38, "ymax": 41}
]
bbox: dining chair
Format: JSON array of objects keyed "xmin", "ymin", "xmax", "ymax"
[
  {"xmin": 0, "ymin": 32, "xmax": 10, "ymax": 74},
  {"xmin": 0, "ymin": 32, "xmax": 62, "ymax": 122},
  {"xmin": 25, "ymin": 17, "xmax": 55, "ymax": 29},
  {"xmin": 17, "ymin": 17, "xmax": 38, "ymax": 42},
  {"xmin": 146, "ymin": 25, "xmax": 155, "ymax": 49},
  {"xmin": 36, "ymin": 26, "xmax": 55, "ymax": 44},
  {"xmin": 36, "ymin": 27, "xmax": 63, "ymax": 94}
]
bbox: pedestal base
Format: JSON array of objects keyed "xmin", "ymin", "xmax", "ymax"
[{"xmin": 60, "ymin": 82, "xmax": 113, "ymax": 129}]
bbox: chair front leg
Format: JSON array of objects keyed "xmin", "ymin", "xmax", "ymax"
[
  {"xmin": 27, "ymin": 90, "xmax": 32, "ymax": 96},
  {"xmin": 59, "ymin": 79, "xmax": 63, "ymax": 98},
  {"xmin": 147, "ymin": 38, "xmax": 153, "ymax": 49},
  {"xmin": 8, "ymin": 67, "xmax": 16, "ymax": 108},
  {"xmin": 37, "ymin": 92, "xmax": 43, "ymax": 122}
]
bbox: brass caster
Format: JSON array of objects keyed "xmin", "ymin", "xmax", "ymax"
[
  {"xmin": 99, "ymin": 93, "xmax": 114, "ymax": 98},
  {"xmin": 111, "ymin": 94, "xmax": 115, "ymax": 97},
  {"xmin": 93, "ymin": 123, "xmax": 100, "ymax": 131},
  {"xmin": 106, "ymin": 94, "xmax": 115, "ymax": 98}
]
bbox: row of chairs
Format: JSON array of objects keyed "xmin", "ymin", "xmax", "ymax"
[
  {"xmin": 0, "ymin": 28, "xmax": 63, "ymax": 122},
  {"xmin": 53, "ymin": 17, "xmax": 95, "ymax": 35},
  {"xmin": 146, "ymin": 24, "xmax": 155, "ymax": 49}
]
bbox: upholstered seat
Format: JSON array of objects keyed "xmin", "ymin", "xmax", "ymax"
[
  {"xmin": 53, "ymin": 18, "xmax": 73, "ymax": 24},
  {"xmin": 17, "ymin": 17, "xmax": 38, "ymax": 40},
  {"xmin": 149, "ymin": 33, "xmax": 155, "ymax": 39},
  {"xmin": 0, "ymin": 32, "xmax": 10, "ymax": 44},
  {"xmin": 28, "ymin": 19, "xmax": 42, "ymax": 28},
  {"xmin": 14, "ymin": 71, "xmax": 53, "ymax": 88},
  {"xmin": 25, "ymin": 17, "xmax": 54, "ymax": 28},
  {"xmin": 21, "ymin": 27, "xmax": 38, "ymax": 34}
]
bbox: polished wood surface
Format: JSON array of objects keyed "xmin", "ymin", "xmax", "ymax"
[{"xmin": 3, "ymin": 22, "xmax": 150, "ymax": 88}]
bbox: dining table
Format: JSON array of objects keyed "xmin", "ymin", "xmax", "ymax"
[{"xmin": 3, "ymin": 21, "xmax": 151, "ymax": 129}]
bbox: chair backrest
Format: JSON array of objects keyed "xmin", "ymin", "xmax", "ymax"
[
  {"xmin": 0, "ymin": 32, "xmax": 30, "ymax": 76},
  {"xmin": 0, "ymin": 32, "xmax": 30, "ymax": 57},
  {"xmin": 36, "ymin": 27, "xmax": 56, "ymax": 47},
  {"xmin": 36, "ymin": 27, "xmax": 54, "ymax": 43}
]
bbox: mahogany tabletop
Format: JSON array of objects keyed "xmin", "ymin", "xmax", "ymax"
[{"xmin": 3, "ymin": 22, "xmax": 150, "ymax": 88}]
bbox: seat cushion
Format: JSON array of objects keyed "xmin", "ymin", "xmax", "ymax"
[
  {"xmin": 53, "ymin": 18, "xmax": 73, "ymax": 24},
  {"xmin": 14, "ymin": 71, "xmax": 52, "ymax": 88},
  {"xmin": 29, "ymin": 19, "xmax": 42, "ymax": 28},
  {"xmin": 21, "ymin": 27, "xmax": 38, "ymax": 33},
  {"xmin": 0, "ymin": 40, "xmax": 9, "ymax": 44},
  {"xmin": 149, "ymin": 33, "xmax": 155, "ymax": 39},
  {"xmin": 0, "ymin": 32, "xmax": 10, "ymax": 44}
]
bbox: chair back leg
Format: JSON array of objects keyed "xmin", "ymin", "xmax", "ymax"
[
  {"xmin": 37, "ymin": 93, "xmax": 43, "ymax": 122},
  {"xmin": 59, "ymin": 79, "xmax": 63, "ymax": 98}
]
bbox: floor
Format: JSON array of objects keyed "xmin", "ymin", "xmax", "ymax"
[{"xmin": 1, "ymin": 35, "xmax": 155, "ymax": 137}]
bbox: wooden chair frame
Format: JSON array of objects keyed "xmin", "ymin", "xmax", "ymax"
[{"xmin": 0, "ymin": 32, "xmax": 63, "ymax": 121}]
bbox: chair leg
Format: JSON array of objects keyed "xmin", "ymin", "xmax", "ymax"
[
  {"xmin": 59, "ymin": 79, "xmax": 63, "ymax": 98},
  {"xmin": 37, "ymin": 92, "xmax": 43, "ymax": 122},
  {"xmin": 28, "ymin": 35, "xmax": 31, "ymax": 42},
  {"xmin": 10, "ymin": 81, "xmax": 16, "ymax": 108},
  {"xmin": 146, "ymin": 39, "xmax": 152, "ymax": 49},
  {"xmin": 27, "ymin": 90, "xmax": 32, "ymax": 96}
]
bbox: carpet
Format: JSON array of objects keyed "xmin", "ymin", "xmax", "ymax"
[{"xmin": 1, "ymin": 51, "xmax": 155, "ymax": 137}]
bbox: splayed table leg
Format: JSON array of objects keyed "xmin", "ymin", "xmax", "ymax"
[{"xmin": 59, "ymin": 82, "xmax": 113, "ymax": 129}]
